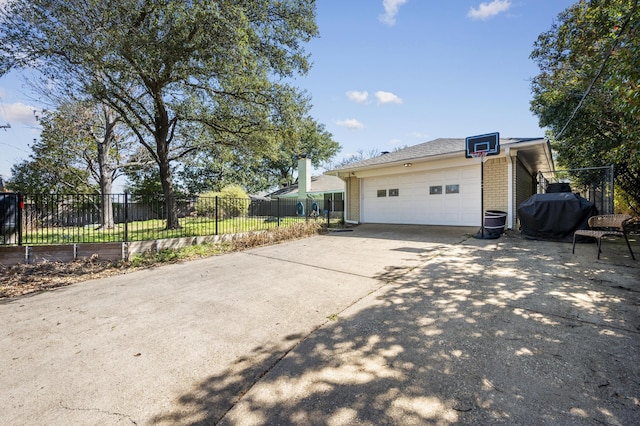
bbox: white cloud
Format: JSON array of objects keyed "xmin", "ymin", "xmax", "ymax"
[
  {"xmin": 375, "ymin": 91, "xmax": 402, "ymax": 105},
  {"xmin": 379, "ymin": 0, "xmax": 408, "ymax": 26},
  {"xmin": 1, "ymin": 102, "xmax": 38, "ymax": 126},
  {"xmin": 336, "ymin": 118, "xmax": 364, "ymax": 130},
  {"xmin": 467, "ymin": 0, "xmax": 511, "ymax": 21},
  {"xmin": 411, "ymin": 132, "xmax": 430, "ymax": 140},
  {"xmin": 346, "ymin": 90, "xmax": 369, "ymax": 104}
]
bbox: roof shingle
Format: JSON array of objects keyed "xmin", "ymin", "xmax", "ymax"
[{"xmin": 329, "ymin": 137, "xmax": 544, "ymax": 172}]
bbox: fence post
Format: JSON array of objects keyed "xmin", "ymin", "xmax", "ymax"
[
  {"xmin": 215, "ymin": 196, "xmax": 219, "ymax": 235},
  {"xmin": 124, "ymin": 192, "xmax": 129, "ymax": 243},
  {"xmin": 17, "ymin": 192, "xmax": 23, "ymax": 246},
  {"xmin": 609, "ymin": 164, "xmax": 615, "ymax": 214},
  {"xmin": 277, "ymin": 198, "xmax": 281, "ymax": 227}
]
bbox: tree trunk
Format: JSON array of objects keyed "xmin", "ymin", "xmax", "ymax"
[
  {"xmin": 95, "ymin": 106, "xmax": 117, "ymax": 228},
  {"xmin": 99, "ymin": 175, "xmax": 114, "ymax": 228},
  {"xmin": 153, "ymin": 95, "xmax": 179, "ymax": 229},
  {"xmin": 156, "ymin": 128, "xmax": 180, "ymax": 229},
  {"xmin": 158, "ymin": 155, "xmax": 179, "ymax": 229},
  {"xmin": 97, "ymin": 139, "xmax": 115, "ymax": 228}
]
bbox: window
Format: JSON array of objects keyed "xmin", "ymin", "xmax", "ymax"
[
  {"xmin": 446, "ymin": 184, "xmax": 460, "ymax": 194},
  {"xmin": 377, "ymin": 189, "xmax": 387, "ymax": 197},
  {"xmin": 389, "ymin": 189, "xmax": 399, "ymax": 197},
  {"xmin": 429, "ymin": 186, "xmax": 442, "ymax": 195}
]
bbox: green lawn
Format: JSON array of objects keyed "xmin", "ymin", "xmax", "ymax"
[{"xmin": 22, "ymin": 215, "xmax": 322, "ymax": 245}]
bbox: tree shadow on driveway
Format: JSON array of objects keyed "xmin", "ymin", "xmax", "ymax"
[{"xmin": 152, "ymin": 233, "xmax": 640, "ymax": 425}]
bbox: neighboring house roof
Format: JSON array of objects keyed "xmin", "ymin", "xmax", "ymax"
[
  {"xmin": 328, "ymin": 137, "xmax": 551, "ymax": 174},
  {"xmin": 268, "ymin": 174, "xmax": 345, "ymax": 198}
]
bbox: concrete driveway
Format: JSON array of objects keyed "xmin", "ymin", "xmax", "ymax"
[{"xmin": 1, "ymin": 225, "xmax": 639, "ymax": 425}]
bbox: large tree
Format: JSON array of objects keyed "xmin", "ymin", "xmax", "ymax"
[
  {"xmin": 161, "ymin": 116, "xmax": 339, "ymax": 195},
  {"xmin": 530, "ymin": 0, "xmax": 640, "ymax": 213},
  {"xmin": 7, "ymin": 105, "xmax": 98, "ymax": 194},
  {"xmin": 0, "ymin": 0, "xmax": 318, "ymax": 228},
  {"xmin": 265, "ymin": 117, "xmax": 340, "ymax": 188},
  {"xmin": 6, "ymin": 100, "xmax": 131, "ymax": 227}
]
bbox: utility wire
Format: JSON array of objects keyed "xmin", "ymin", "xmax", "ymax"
[
  {"xmin": 0, "ymin": 96, "xmax": 12, "ymax": 129},
  {"xmin": 556, "ymin": 0, "xmax": 638, "ymax": 139}
]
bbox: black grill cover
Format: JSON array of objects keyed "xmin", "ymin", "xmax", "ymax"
[{"xmin": 518, "ymin": 193, "xmax": 597, "ymax": 241}]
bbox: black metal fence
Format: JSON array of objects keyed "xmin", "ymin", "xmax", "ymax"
[
  {"xmin": 537, "ymin": 165, "xmax": 615, "ymax": 214},
  {"xmin": 0, "ymin": 193, "xmax": 343, "ymax": 246}
]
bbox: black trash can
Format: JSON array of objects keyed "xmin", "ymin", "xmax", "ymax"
[
  {"xmin": 484, "ymin": 210, "xmax": 507, "ymax": 235},
  {"xmin": 1, "ymin": 193, "xmax": 18, "ymax": 244}
]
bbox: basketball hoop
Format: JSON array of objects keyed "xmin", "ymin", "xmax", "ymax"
[
  {"xmin": 469, "ymin": 151, "xmax": 487, "ymax": 162},
  {"xmin": 465, "ymin": 133, "xmax": 500, "ymax": 239},
  {"xmin": 470, "ymin": 151, "xmax": 488, "ymax": 238}
]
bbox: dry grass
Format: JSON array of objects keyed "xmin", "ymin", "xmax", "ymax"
[{"xmin": 0, "ymin": 222, "xmax": 325, "ymax": 299}]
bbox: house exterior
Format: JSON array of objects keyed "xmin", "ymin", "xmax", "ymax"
[
  {"xmin": 326, "ymin": 137, "xmax": 554, "ymax": 230},
  {"xmin": 267, "ymin": 157, "xmax": 345, "ymax": 213}
]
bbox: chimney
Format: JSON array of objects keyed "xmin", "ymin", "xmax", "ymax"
[{"xmin": 298, "ymin": 156, "xmax": 312, "ymax": 199}]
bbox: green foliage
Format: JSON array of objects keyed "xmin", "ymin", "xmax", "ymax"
[
  {"xmin": 6, "ymin": 104, "xmax": 98, "ymax": 194},
  {"xmin": 195, "ymin": 185, "xmax": 250, "ymax": 218},
  {"xmin": 218, "ymin": 184, "xmax": 249, "ymax": 200},
  {"xmin": 177, "ymin": 116, "xmax": 340, "ymax": 194},
  {"xmin": 8, "ymin": 158, "xmax": 96, "ymax": 195},
  {"xmin": 530, "ymin": 0, "xmax": 640, "ymax": 213},
  {"xmin": 0, "ymin": 0, "xmax": 320, "ymax": 228},
  {"xmin": 265, "ymin": 117, "xmax": 341, "ymax": 187},
  {"xmin": 129, "ymin": 244, "xmax": 232, "ymax": 268},
  {"xmin": 124, "ymin": 164, "xmax": 165, "ymax": 203},
  {"xmin": 22, "ymin": 215, "xmax": 309, "ymax": 245}
]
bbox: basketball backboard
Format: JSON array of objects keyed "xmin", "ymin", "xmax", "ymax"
[{"xmin": 465, "ymin": 132, "xmax": 500, "ymax": 158}]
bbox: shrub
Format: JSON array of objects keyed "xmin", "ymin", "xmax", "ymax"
[
  {"xmin": 195, "ymin": 185, "xmax": 250, "ymax": 218},
  {"xmin": 231, "ymin": 222, "xmax": 322, "ymax": 250}
]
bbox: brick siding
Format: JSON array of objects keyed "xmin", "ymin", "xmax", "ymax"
[{"xmin": 483, "ymin": 157, "xmax": 508, "ymax": 213}]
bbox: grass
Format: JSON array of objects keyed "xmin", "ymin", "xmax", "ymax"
[
  {"xmin": 21, "ymin": 215, "xmax": 329, "ymax": 245},
  {"xmin": 128, "ymin": 242, "xmax": 234, "ymax": 267}
]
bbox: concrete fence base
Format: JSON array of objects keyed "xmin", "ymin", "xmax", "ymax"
[
  {"xmin": 0, "ymin": 243, "xmax": 125, "ymax": 266},
  {"xmin": 0, "ymin": 232, "xmax": 261, "ymax": 266}
]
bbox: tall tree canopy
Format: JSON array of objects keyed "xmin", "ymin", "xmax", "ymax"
[
  {"xmin": 260, "ymin": 117, "xmax": 340, "ymax": 188},
  {"xmin": 174, "ymin": 116, "xmax": 338, "ymax": 194},
  {"xmin": 530, "ymin": 0, "xmax": 640, "ymax": 213},
  {"xmin": 0, "ymin": 0, "xmax": 319, "ymax": 228},
  {"xmin": 6, "ymin": 99, "xmax": 132, "ymax": 226},
  {"xmin": 7, "ymin": 104, "xmax": 99, "ymax": 194}
]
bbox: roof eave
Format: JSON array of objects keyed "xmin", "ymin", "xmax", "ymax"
[{"xmin": 326, "ymin": 150, "xmax": 466, "ymax": 176}]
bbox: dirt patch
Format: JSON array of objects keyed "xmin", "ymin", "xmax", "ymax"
[
  {"xmin": 0, "ymin": 258, "xmax": 131, "ymax": 298},
  {"xmin": 1, "ymin": 222, "xmax": 325, "ymax": 299}
]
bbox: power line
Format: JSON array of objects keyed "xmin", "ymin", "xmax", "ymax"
[{"xmin": 555, "ymin": 0, "xmax": 638, "ymax": 139}]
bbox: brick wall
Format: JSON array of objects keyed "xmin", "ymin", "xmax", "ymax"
[{"xmin": 483, "ymin": 157, "xmax": 508, "ymax": 212}]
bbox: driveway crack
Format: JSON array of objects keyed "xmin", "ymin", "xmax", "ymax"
[{"xmin": 59, "ymin": 402, "xmax": 138, "ymax": 424}]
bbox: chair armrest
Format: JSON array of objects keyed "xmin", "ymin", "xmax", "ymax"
[
  {"xmin": 622, "ymin": 217, "xmax": 640, "ymax": 234},
  {"xmin": 588, "ymin": 214, "xmax": 632, "ymax": 231}
]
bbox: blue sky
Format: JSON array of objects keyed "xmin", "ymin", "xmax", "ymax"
[{"xmin": 0, "ymin": 0, "xmax": 576, "ymax": 182}]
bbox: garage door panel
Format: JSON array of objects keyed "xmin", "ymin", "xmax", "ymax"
[{"xmin": 361, "ymin": 165, "xmax": 480, "ymax": 226}]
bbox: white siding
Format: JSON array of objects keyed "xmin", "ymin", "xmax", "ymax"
[{"xmin": 360, "ymin": 165, "xmax": 481, "ymax": 226}]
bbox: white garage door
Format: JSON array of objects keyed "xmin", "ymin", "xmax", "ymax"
[{"xmin": 361, "ymin": 166, "xmax": 481, "ymax": 226}]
